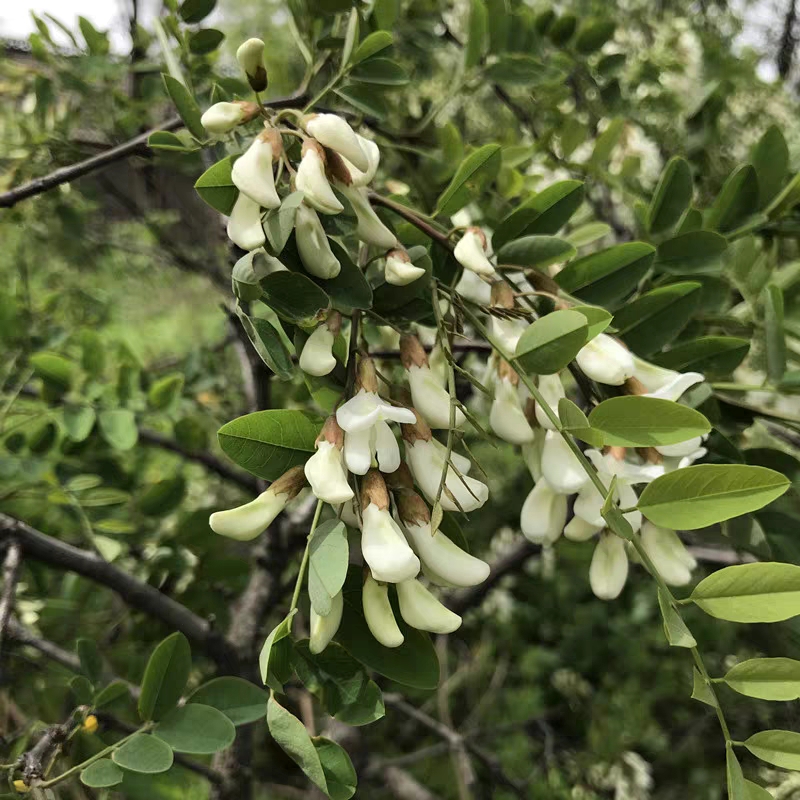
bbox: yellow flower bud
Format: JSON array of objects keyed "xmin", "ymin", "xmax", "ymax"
[
  {"xmin": 82, "ymin": 714, "xmax": 99, "ymax": 734},
  {"xmin": 13, "ymin": 780, "xmax": 30, "ymax": 793}
]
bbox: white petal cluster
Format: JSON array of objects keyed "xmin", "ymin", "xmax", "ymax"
[
  {"xmin": 490, "ymin": 376, "xmax": 533, "ymax": 445},
  {"xmin": 454, "ymin": 227, "xmax": 495, "ymax": 276}
]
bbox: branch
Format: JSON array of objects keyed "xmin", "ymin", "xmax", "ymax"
[
  {"xmin": 368, "ymin": 193, "xmax": 453, "ymax": 250},
  {"xmin": 0, "ymin": 540, "xmax": 22, "ymax": 674},
  {"xmin": 0, "ymin": 514, "xmax": 237, "ymax": 671},
  {"xmin": 5, "ymin": 617, "xmax": 81, "ymax": 672}
]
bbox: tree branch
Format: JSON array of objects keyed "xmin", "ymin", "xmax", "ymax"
[{"xmin": 0, "ymin": 540, "xmax": 22, "ymax": 678}]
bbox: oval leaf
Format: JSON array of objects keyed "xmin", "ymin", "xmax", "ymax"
[
  {"xmin": 514, "ymin": 310, "xmax": 588, "ymax": 374},
  {"xmin": 723, "ymin": 657, "xmax": 800, "ymax": 700},
  {"xmin": 309, "ymin": 520, "xmax": 349, "ymax": 617},
  {"xmin": 435, "ymin": 144, "xmax": 502, "ymax": 217},
  {"xmin": 138, "ymin": 632, "xmax": 191, "ymax": 722},
  {"xmin": 112, "ymin": 734, "xmax": 174, "ymax": 774},
  {"xmin": 496, "ymin": 235, "xmax": 576, "ymax": 271},
  {"xmin": 656, "ymin": 230, "xmax": 728, "ymax": 274},
  {"xmin": 154, "ymin": 704, "xmax": 236, "ymax": 754},
  {"xmin": 81, "ymin": 758, "xmax": 123, "ymax": 788},
  {"xmin": 187, "ymin": 677, "xmax": 268, "ymax": 725},
  {"xmin": 647, "ymin": 156, "xmax": 693, "ymax": 235},
  {"xmin": 745, "ymin": 730, "xmax": 800, "ymax": 770}
]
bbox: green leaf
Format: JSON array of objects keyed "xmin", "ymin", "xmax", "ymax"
[
  {"xmin": 98, "ymin": 409, "xmax": 138, "ymax": 451},
  {"xmin": 189, "ymin": 28, "xmax": 224, "ymax": 54},
  {"xmin": 705, "ymin": 164, "xmax": 759, "ymax": 233},
  {"xmin": 496, "ymin": 235, "xmax": 576, "ymax": 271},
  {"xmin": 639, "ymin": 465, "xmax": 790, "ymax": 531},
  {"xmin": 657, "ymin": 589, "xmax": 696, "ymax": 648},
  {"xmin": 493, "ymin": 181, "xmax": 584, "ymax": 249},
  {"xmin": 78, "ymin": 16, "xmax": 109, "ymax": 55},
  {"xmin": 218, "ymin": 409, "xmax": 322, "ymax": 481},
  {"xmin": 334, "ymin": 84, "xmax": 389, "ymax": 118},
  {"xmin": 656, "ymin": 230, "xmax": 728, "ymax": 273},
  {"xmin": 341, "ymin": 7, "xmax": 359, "ymax": 66},
  {"xmin": 484, "ymin": 55, "xmax": 561, "ymax": 85},
  {"xmin": 723, "ymin": 657, "xmax": 800, "ymax": 700},
  {"xmin": 514, "ymin": 310, "xmax": 588, "ymax": 374},
  {"xmin": 138, "ymin": 476, "xmax": 186, "ymax": 517},
  {"xmin": 314, "ymin": 738, "xmax": 357, "ymax": 800},
  {"xmin": 764, "ymin": 284, "xmax": 786, "ymax": 384},
  {"xmin": 558, "ymin": 398, "xmax": 604, "ymax": 447},
  {"xmin": 81, "ymin": 488, "xmax": 130, "ymax": 508},
  {"xmin": 194, "ymin": 156, "xmax": 237, "ymax": 215},
  {"xmin": 555, "ymin": 242, "xmax": 655, "ymax": 306},
  {"xmin": 259, "ymin": 610, "xmax": 297, "ymax": 686},
  {"xmin": 574, "ymin": 18, "xmax": 615, "ymax": 53},
  {"xmin": 236, "ymin": 310, "xmax": 294, "ymax": 381},
  {"xmin": 94, "ymin": 680, "xmax": 130, "ymax": 708},
  {"xmin": 161, "ymin": 74, "xmax": 205, "ymax": 140},
  {"xmin": 138, "ymin": 632, "xmax": 191, "ymax": 722},
  {"xmin": 765, "ymin": 172, "xmax": 800, "ymax": 220},
  {"xmin": 148, "ymin": 131, "xmax": 194, "ymax": 152},
  {"xmin": 590, "ymin": 117, "xmax": 625, "ymax": 165},
  {"xmin": 691, "ymin": 667, "xmax": 717, "ymax": 706},
  {"xmin": 350, "ymin": 58, "xmax": 408, "ymax": 86},
  {"xmin": 187, "ymin": 677, "xmax": 268, "ymax": 725},
  {"xmin": 112, "ymin": 734, "xmax": 174, "ymax": 774},
  {"xmin": 647, "ymin": 156, "xmax": 693, "ymax": 235},
  {"xmin": 267, "ymin": 695, "xmax": 328, "ymax": 793},
  {"xmin": 30, "ymin": 352, "xmax": 75, "ymax": 393},
  {"xmin": 745, "ymin": 730, "xmax": 800, "ymax": 770},
  {"xmin": 613, "ymin": 282, "xmax": 702, "ymax": 356},
  {"xmin": 148, "ymin": 373, "xmax": 184, "ymax": 411},
  {"xmin": 264, "ymin": 192, "xmax": 304, "ymax": 254},
  {"xmin": 572, "ymin": 305, "xmax": 613, "ymax": 340},
  {"xmin": 435, "ymin": 144, "xmax": 501, "ymax": 217},
  {"xmin": 309, "ymin": 520, "xmax": 349, "ymax": 617},
  {"xmin": 727, "ymin": 749, "xmax": 747, "ymax": 800},
  {"xmin": 262, "ymin": 271, "xmax": 330, "ymax": 324},
  {"xmin": 751, "ymin": 125, "xmax": 788, "ymax": 208},
  {"xmin": 80, "ymin": 759, "xmax": 123, "ymax": 788},
  {"xmin": 745, "ymin": 780, "xmax": 774, "ymax": 800},
  {"xmin": 70, "ymin": 675, "xmax": 94, "ymax": 704},
  {"xmin": 654, "ymin": 337, "xmax": 750, "ymax": 377},
  {"xmin": 154, "ymin": 704, "xmax": 236, "ymax": 754},
  {"xmin": 77, "ymin": 638, "xmax": 102, "ymax": 684},
  {"xmin": 548, "ymin": 14, "xmax": 577, "ymax": 44},
  {"xmin": 566, "ymin": 222, "xmax": 611, "ymax": 248},
  {"xmin": 179, "ymin": 0, "xmax": 217, "ymax": 23},
  {"xmin": 464, "ymin": 0, "xmax": 488, "ymax": 69},
  {"xmin": 316, "ymin": 242, "xmax": 373, "ymax": 313},
  {"xmin": 63, "ymin": 405, "xmax": 96, "ymax": 442},
  {"xmin": 691, "ymin": 562, "xmax": 800, "ymax": 623},
  {"xmin": 350, "ymin": 30, "xmax": 393, "ymax": 65}
]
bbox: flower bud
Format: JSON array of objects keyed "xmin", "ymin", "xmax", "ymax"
[
  {"xmin": 82, "ymin": 714, "xmax": 99, "ymax": 733},
  {"xmin": 338, "ymin": 185, "xmax": 397, "ymax": 249},
  {"xmin": 640, "ymin": 521, "xmax": 696, "ymax": 586},
  {"xmin": 363, "ymin": 573, "xmax": 404, "ymax": 647},
  {"xmin": 396, "ymin": 578, "xmax": 461, "ymax": 633},
  {"xmin": 227, "ymin": 192, "xmax": 266, "ymax": 251},
  {"xmin": 522, "ymin": 431, "xmax": 544, "ymax": 482},
  {"xmin": 398, "ymin": 493, "xmax": 490, "ymax": 587},
  {"xmin": 630, "ymin": 356, "xmax": 704, "ymax": 400},
  {"xmin": 236, "ymin": 38, "xmax": 268, "ymax": 92},
  {"xmin": 201, "ymin": 101, "xmax": 260, "ymax": 136},
  {"xmin": 589, "ymin": 533, "xmax": 629, "ymax": 600},
  {"xmin": 563, "ymin": 515, "xmax": 602, "ymax": 542},
  {"xmin": 12, "ymin": 780, "xmax": 30, "ymax": 794},
  {"xmin": 305, "ymin": 416, "xmax": 354, "ymax": 504},
  {"xmin": 295, "ymin": 204, "xmax": 341, "ymax": 279},
  {"xmin": 520, "ymin": 478, "xmax": 567, "ymax": 545},
  {"xmin": 431, "ymin": 438, "xmax": 472, "ymax": 476},
  {"xmin": 343, "ymin": 135, "xmax": 381, "ymax": 187},
  {"xmin": 575, "ymin": 334, "xmax": 635, "ymax": 386},
  {"xmin": 535, "ymin": 374, "xmax": 565, "ymax": 430},
  {"xmin": 385, "ymin": 249, "xmax": 425, "ymax": 286},
  {"xmin": 428, "ymin": 342, "xmax": 448, "ymax": 387},
  {"xmin": 209, "ymin": 466, "xmax": 306, "ymax": 540},
  {"xmin": 299, "ymin": 323, "xmax": 336, "ymax": 377},
  {"xmin": 304, "ymin": 113, "xmax": 369, "ymax": 171},
  {"xmin": 454, "ymin": 227, "xmax": 495, "ymax": 277},
  {"xmin": 309, "ymin": 590, "xmax": 343, "ymax": 654},
  {"xmin": 455, "ymin": 267, "xmax": 492, "ymax": 303},
  {"xmin": 296, "ymin": 139, "xmax": 344, "ymax": 215},
  {"xmin": 654, "ymin": 437, "xmax": 704, "ymax": 458},
  {"xmin": 540, "ymin": 431, "xmax": 588, "ymax": 495},
  {"xmin": 490, "ymin": 369, "xmax": 534, "ymax": 445},
  {"xmin": 232, "ymin": 129, "xmax": 281, "ymax": 210}
]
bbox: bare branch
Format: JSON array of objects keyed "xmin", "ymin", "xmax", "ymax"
[{"xmin": 0, "ymin": 540, "xmax": 22, "ymax": 677}]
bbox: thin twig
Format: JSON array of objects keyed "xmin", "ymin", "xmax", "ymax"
[{"xmin": 0, "ymin": 541, "xmax": 22, "ymax": 680}]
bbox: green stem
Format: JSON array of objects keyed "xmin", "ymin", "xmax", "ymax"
[
  {"xmin": 302, "ymin": 70, "xmax": 344, "ymax": 113},
  {"xmin": 290, "ymin": 499, "xmax": 324, "ymax": 612}
]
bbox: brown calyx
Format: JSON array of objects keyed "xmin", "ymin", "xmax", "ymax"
[
  {"xmin": 490, "ymin": 281, "xmax": 515, "ymax": 310},
  {"xmin": 236, "ymin": 101, "xmax": 262, "ymax": 124},
  {"xmin": 497, "ymin": 358, "xmax": 519, "ymax": 386},
  {"xmin": 325, "ymin": 310, "xmax": 342, "ymax": 335},
  {"xmin": 387, "ymin": 248, "xmax": 410, "ymax": 264},
  {"xmin": 385, "ymin": 461, "xmax": 415, "ymax": 492},
  {"xmin": 637, "ymin": 447, "xmax": 663, "ymax": 464},
  {"xmin": 524, "ymin": 397, "xmax": 539, "ymax": 426},
  {"xmin": 362, "ymin": 469, "xmax": 390, "ymax": 511},
  {"xmin": 317, "ymin": 415, "xmax": 345, "ymax": 449},
  {"xmin": 400, "ymin": 409, "xmax": 433, "ymax": 444},
  {"xmin": 259, "ymin": 126, "xmax": 283, "ymax": 159},
  {"xmin": 399, "ymin": 333, "xmax": 429, "ymax": 370},
  {"xmin": 325, "ymin": 148, "xmax": 352, "ymax": 186},
  {"xmin": 396, "ymin": 491, "xmax": 431, "ymax": 527},
  {"xmin": 355, "ymin": 355, "xmax": 379, "ymax": 394},
  {"xmin": 270, "ymin": 465, "xmax": 308, "ymax": 500},
  {"xmin": 247, "ymin": 65, "xmax": 268, "ymax": 93},
  {"xmin": 623, "ymin": 376, "xmax": 648, "ymax": 396},
  {"xmin": 606, "ymin": 446, "xmax": 627, "ymax": 461},
  {"xmin": 466, "ymin": 226, "xmax": 487, "ymax": 250},
  {"xmin": 301, "ymin": 138, "xmax": 327, "ymax": 164}
]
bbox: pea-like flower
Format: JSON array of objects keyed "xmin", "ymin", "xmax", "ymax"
[
  {"xmin": 589, "ymin": 532, "xmax": 629, "ymax": 600},
  {"xmin": 303, "ymin": 113, "xmax": 369, "ymax": 172},
  {"xmin": 455, "ymin": 267, "xmax": 493, "ymax": 304},
  {"xmin": 540, "ymin": 431, "xmax": 588, "ymax": 495},
  {"xmin": 576, "ymin": 333, "xmax": 635, "ymax": 386},
  {"xmin": 454, "ymin": 227, "xmax": 495, "ymax": 276},
  {"xmin": 630, "ymin": 357, "xmax": 704, "ymax": 401},
  {"xmin": 304, "ymin": 414, "xmax": 353, "ymax": 505},
  {"xmin": 338, "ymin": 185, "xmax": 397, "ymax": 249},
  {"xmin": 401, "ymin": 334, "xmax": 464, "ymax": 430},
  {"xmin": 232, "ymin": 128, "xmax": 281, "ymax": 210},
  {"xmin": 236, "ymin": 38, "xmax": 268, "ymax": 92},
  {"xmin": 396, "ymin": 578, "xmax": 462, "ymax": 633},
  {"xmin": 299, "ymin": 312, "xmax": 341, "ymax": 377},
  {"xmin": 397, "ymin": 491, "xmax": 490, "ymax": 587},
  {"xmin": 201, "ymin": 101, "xmax": 260, "ymax": 136},
  {"xmin": 489, "ymin": 282, "xmax": 527, "ymax": 353},
  {"xmin": 336, "ymin": 357, "xmax": 416, "ymax": 474},
  {"xmin": 296, "ymin": 139, "xmax": 344, "ymax": 215},
  {"xmin": 363, "ymin": 573, "xmax": 404, "ymax": 647},
  {"xmin": 563, "ymin": 515, "xmax": 603, "ymax": 542},
  {"xmin": 227, "ymin": 193, "xmax": 265, "ymax": 251},
  {"xmin": 309, "ymin": 591, "xmax": 343, "ymax": 654},
  {"xmin": 534, "ymin": 373, "xmax": 565, "ymax": 430},
  {"xmin": 209, "ymin": 467, "xmax": 306, "ymax": 541},
  {"xmin": 295, "ymin": 204, "xmax": 341, "ymax": 279},
  {"xmin": 640, "ymin": 521, "xmax": 697, "ymax": 586},
  {"xmin": 360, "ymin": 470, "xmax": 420, "ymax": 583},
  {"xmin": 342, "ymin": 135, "xmax": 380, "ymax": 186},
  {"xmin": 520, "ymin": 478, "xmax": 567, "ymax": 545},
  {"xmin": 490, "ymin": 362, "xmax": 534, "ymax": 445},
  {"xmin": 385, "ymin": 249, "xmax": 425, "ymax": 286},
  {"xmin": 402, "ymin": 412, "xmax": 489, "ymax": 512}
]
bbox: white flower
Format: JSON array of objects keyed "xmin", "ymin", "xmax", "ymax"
[
  {"xmin": 338, "ymin": 185, "xmax": 396, "ymax": 249},
  {"xmin": 655, "ymin": 437, "xmax": 704, "ymax": 458},
  {"xmin": 640, "ymin": 521, "xmax": 697, "ymax": 586},
  {"xmin": 296, "ymin": 141, "xmax": 343, "ymax": 215},
  {"xmin": 492, "ymin": 316, "xmax": 527, "ymax": 354},
  {"xmin": 428, "ymin": 342, "xmax": 448, "ymax": 388},
  {"xmin": 396, "ymin": 579, "xmax": 462, "ymax": 633},
  {"xmin": 564, "ymin": 515, "xmax": 603, "ymax": 542},
  {"xmin": 201, "ymin": 101, "xmax": 257, "ymax": 136},
  {"xmin": 454, "ymin": 267, "xmax": 493, "ymax": 304},
  {"xmin": 363, "ymin": 573, "xmax": 404, "ymax": 647},
  {"xmin": 520, "ymin": 478, "xmax": 567, "ymax": 545},
  {"xmin": 490, "ymin": 376, "xmax": 534, "ymax": 445},
  {"xmin": 309, "ymin": 590, "xmax": 343, "ymax": 654},
  {"xmin": 574, "ymin": 474, "xmax": 643, "ymax": 533},
  {"xmin": 431, "ymin": 438, "xmax": 472, "ymax": 475},
  {"xmin": 589, "ymin": 533, "xmax": 629, "ymax": 600},
  {"xmin": 342, "ymin": 135, "xmax": 380, "ymax": 186},
  {"xmin": 522, "ymin": 430, "xmax": 545, "ymax": 482},
  {"xmin": 304, "ymin": 415, "xmax": 353, "ymax": 505},
  {"xmin": 304, "ymin": 113, "xmax": 369, "ymax": 172},
  {"xmin": 576, "ymin": 334, "xmax": 635, "ymax": 386},
  {"xmin": 454, "ymin": 227, "xmax": 495, "ymax": 276},
  {"xmin": 407, "ymin": 365, "xmax": 462, "ymax": 429},
  {"xmin": 236, "ymin": 38, "xmax": 267, "ymax": 92},
  {"xmin": 232, "ymin": 131, "xmax": 281, "ymax": 210},
  {"xmin": 361, "ymin": 502, "xmax": 420, "ymax": 583},
  {"xmin": 227, "ymin": 193, "xmax": 265, "ymax": 251},
  {"xmin": 299, "ymin": 324, "xmax": 336, "ymax": 377},
  {"xmin": 540, "ymin": 431, "xmax": 589, "ymax": 495},
  {"xmin": 631, "ymin": 356, "xmax": 704, "ymax": 400},
  {"xmin": 295, "ymin": 204, "xmax": 341, "ymax": 279},
  {"xmin": 209, "ymin": 467, "xmax": 305, "ymax": 541},
  {"xmin": 385, "ymin": 250, "xmax": 425, "ymax": 286},
  {"xmin": 535, "ymin": 374, "xmax": 565, "ymax": 430}
]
